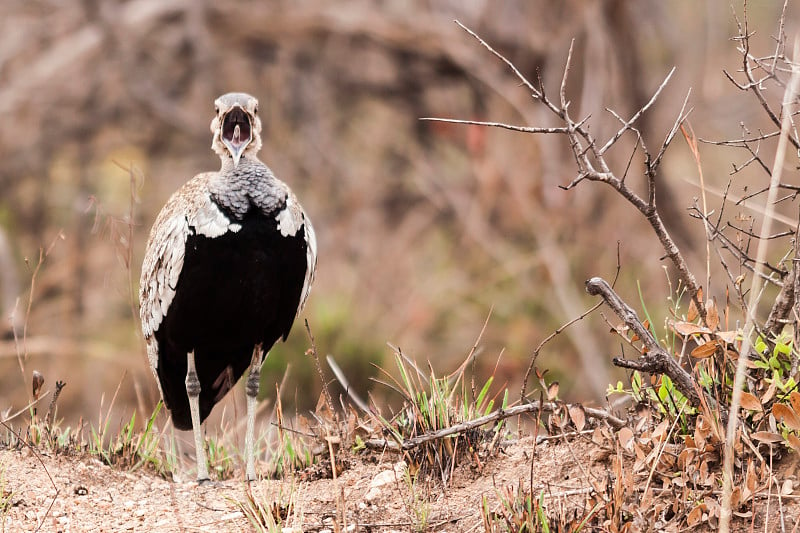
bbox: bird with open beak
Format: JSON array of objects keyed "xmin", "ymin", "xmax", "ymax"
[
  {"xmin": 140, "ymin": 91, "xmax": 316, "ymax": 482},
  {"xmin": 211, "ymin": 92, "xmax": 262, "ymax": 167}
]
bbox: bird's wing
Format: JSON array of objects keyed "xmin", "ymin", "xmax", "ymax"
[
  {"xmin": 139, "ymin": 174, "xmax": 241, "ymax": 370},
  {"xmin": 299, "ymin": 210, "xmax": 317, "ymax": 314},
  {"xmin": 273, "ymin": 186, "xmax": 317, "ymax": 316}
]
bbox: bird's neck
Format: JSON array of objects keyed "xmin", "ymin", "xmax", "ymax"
[
  {"xmin": 211, "ymin": 155, "xmax": 285, "ymax": 220},
  {"xmin": 219, "ymin": 153, "xmax": 263, "ymax": 174}
]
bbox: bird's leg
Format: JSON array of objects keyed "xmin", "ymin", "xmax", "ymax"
[
  {"xmin": 185, "ymin": 351, "xmax": 210, "ymax": 482},
  {"xmin": 244, "ymin": 344, "xmax": 264, "ymax": 481}
]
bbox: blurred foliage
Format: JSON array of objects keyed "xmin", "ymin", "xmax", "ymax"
[{"xmin": 0, "ymin": 0, "xmax": 797, "ymax": 426}]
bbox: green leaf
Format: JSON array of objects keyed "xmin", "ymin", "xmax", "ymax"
[{"xmin": 755, "ymin": 336, "xmax": 768, "ymax": 355}]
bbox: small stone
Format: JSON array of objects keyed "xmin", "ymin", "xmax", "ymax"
[{"xmin": 364, "ymin": 461, "xmax": 407, "ymax": 502}]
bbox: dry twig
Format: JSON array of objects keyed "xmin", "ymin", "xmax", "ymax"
[
  {"xmin": 585, "ymin": 277, "xmax": 718, "ymax": 415},
  {"xmin": 365, "ymin": 400, "xmax": 625, "ymax": 452}
]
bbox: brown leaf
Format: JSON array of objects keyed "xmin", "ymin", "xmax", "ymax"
[
  {"xmin": 745, "ymin": 459, "xmax": 757, "ymax": 493},
  {"xmin": 618, "ymin": 426, "xmax": 634, "ymax": 450},
  {"xmin": 609, "ymin": 323, "xmax": 629, "ymax": 335},
  {"xmin": 31, "ymin": 370, "xmax": 44, "ymax": 400},
  {"xmin": 688, "ymin": 287, "xmax": 703, "ymax": 321},
  {"xmin": 568, "ymin": 404, "xmax": 586, "ymax": 432},
  {"xmin": 651, "ymin": 419, "xmax": 669, "ymax": 443},
  {"xmin": 687, "ymin": 300, "xmax": 698, "ymax": 322},
  {"xmin": 730, "ymin": 486, "xmax": 742, "ymax": 509},
  {"xmin": 699, "ymin": 460, "xmax": 711, "ymax": 485},
  {"xmin": 786, "ymin": 434, "xmax": 800, "ymax": 453},
  {"xmin": 751, "ymin": 431, "xmax": 784, "ymax": 443},
  {"xmin": 547, "ymin": 381, "xmax": 560, "ymax": 401},
  {"xmin": 705, "ymin": 297, "xmax": 719, "ymax": 330},
  {"xmin": 738, "ymin": 391, "xmax": 762, "ymax": 412},
  {"xmin": 671, "ymin": 321, "xmax": 711, "ymax": 336},
  {"xmin": 677, "ymin": 447, "xmax": 696, "ymax": 469},
  {"xmin": 790, "ymin": 391, "xmax": 800, "ymax": 415},
  {"xmin": 686, "ymin": 504, "xmax": 705, "ymax": 527},
  {"xmin": 691, "ymin": 340, "xmax": 720, "ymax": 359},
  {"xmin": 716, "ymin": 330, "xmax": 738, "ymax": 344},
  {"xmin": 761, "ymin": 380, "xmax": 777, "ymax": 405},
  {"xmin": 773, "ymin": 403, "xmax": 800, "ymax": 431}
]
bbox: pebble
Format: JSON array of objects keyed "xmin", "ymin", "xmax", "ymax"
[{"xmin": 364, "ymin": 461, "xmax": 407, "ymax": 502}]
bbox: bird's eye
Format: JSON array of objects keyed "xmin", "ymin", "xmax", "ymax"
[
  {"xmin": 254, "ymin": 105, "xmax": 258, "ymax": 115},
  {"xmin": 215, "ymin": 106, "xmax": 219, "ymax": 114}
]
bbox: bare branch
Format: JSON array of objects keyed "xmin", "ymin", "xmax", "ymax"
[
  {"xmin": 453, "ymin": 20, "xmax": 539, "ymax": 97},
  {"xmin": 365, "ymin": 399, "xmax": 627, "ymax": 452},
  {"xmin": 599, "ymin": 67, "xmax": 677, "ymax": 155},
  {"xmin": 419, "ymin": 117, "xmax": 570, "ymax": 134},
  {"xmin": 652, "ymin": 89, "xmax": 693, "ymax": 172}
]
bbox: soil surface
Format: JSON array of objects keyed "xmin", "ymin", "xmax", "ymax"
[{"xmin": 1, "ymin": 435, "xmax": 798, "ymax": 532}]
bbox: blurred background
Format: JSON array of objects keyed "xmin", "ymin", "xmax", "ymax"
[{"xmin": 0, "ymin": 0, "xmax": 797, "ymax": 428}]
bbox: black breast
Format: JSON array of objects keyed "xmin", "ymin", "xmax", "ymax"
[{"xmin": 155, "ymin": 206, "xmax": 308, "ymax": 429}]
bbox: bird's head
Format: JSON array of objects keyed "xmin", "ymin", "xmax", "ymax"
[{"xmin": 210, "ymin": 92, "xmax": 262, "ymax": 167}]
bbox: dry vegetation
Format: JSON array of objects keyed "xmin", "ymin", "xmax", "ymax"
[{"xmin": 3, "ymin": 0, "xmax": 800, "ymax": 531}]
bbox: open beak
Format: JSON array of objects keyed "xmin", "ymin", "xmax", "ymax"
[{"xmin": 220, "ymin": 106, "xmax": 253, "ymax": 167}]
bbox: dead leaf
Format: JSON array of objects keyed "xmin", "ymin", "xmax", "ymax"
[
  {"xmin": 31, "ymin": 370, "xmax": 44, "ymax": 400},
  {"xmin": 677, "ymin": 447, "xmax": 696, "ymax": 469},
  {"xmin": 782, "ymin": 479, "xmax": 794, "ymax": 496},
  {"xmin": 716, "ymin": 330, "xmax": 738, "ymax": 344},
  {"xmin": 547, "ymin": 381, "xmax": 559, "ymax": 401},
  {"xmin": 671, "ymin": 321, "xmax": 711, "ymax": 336},
  {"xmin": 761, "ymin": 380, "xmax": 777, "ymax": 405},
  {"xmin": 751, "ymin": 431, "xmax": 783, "ymax": 443},
  {"xmin": 772, "ymin": 403, "xmax": 800, "ymax": 431},
  {"xmin": 691, "ymin": 340, "xmax": 720, "ymax": 359},
  {"xmin": 730, "ymin": 486, "xmax": 742, "ymax": 509},
  {"xmin": 610, "ymin": 323, "xmax": 629, "ymax": 335},
  {"xmin": 738, "ymin": 391, "xmax": 762, "ymax": 412},
  {"xmin": 618, "ymin": 426, "xmax": 634, "ymax": 450},
  {"xmin": 557, "ymin": 407, "xmax": 570, "ymax": 429},
  {"xmin": 790, "ymin": 391, "xmax": 800, "ymax": 415},
  {"xmin": 688, "ymin": 287, "xmax": 704, "ymax": 321},
  {"xmin": 686, "ymin": 505, "xmax": 703, "ymax": 527},
  {"xmin": 745, "ymin": 459, "xmax": 757, "ymax": 493},
  {"xmin": 699, "ymin": 460, "xmax": 711, "ymax": 485},
  {"xmin": 568, "ymin": 404, "xmax": 586, "ymax": 432},
  {"xmin": 686, "ymin": 503, "xmax": 705, "ymax": 527},
  {"xmin": 651, "ymin": 419, "xmax": 669, "ymax": 443},
  {"xmin": 787, "ymin": 434, "xmax": 800, "ymax": 453},
  {"xmin": 705, "ymin": 297, "xmax": 719, "ymax": 330}
]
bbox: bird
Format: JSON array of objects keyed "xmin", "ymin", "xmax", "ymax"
[{"xmin": 139, "ymin": 92, "xmax": 317, "ymax": 482}]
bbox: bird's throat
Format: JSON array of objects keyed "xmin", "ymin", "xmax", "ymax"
[{"xmin": 221, "ymin": 108, "xmax": 252, "ymax": 166}]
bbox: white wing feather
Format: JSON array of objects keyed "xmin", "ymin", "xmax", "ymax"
[{"xmin": 139, "ymin": 174, "xmax": 238, "ymax": 371}]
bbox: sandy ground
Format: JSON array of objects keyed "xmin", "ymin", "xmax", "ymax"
[{"xmin": 2, "ymin": 436, "xmax": 798, "ymax": 532}]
